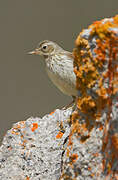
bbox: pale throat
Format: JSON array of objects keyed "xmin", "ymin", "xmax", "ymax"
[{"xmin": 45, "ymin": 54, "xmax": 62, "ymax": 72}]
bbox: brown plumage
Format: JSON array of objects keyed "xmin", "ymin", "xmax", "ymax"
[{"xmin": 29, "ymin": 40, "xmax": 77, "ymax": 107}]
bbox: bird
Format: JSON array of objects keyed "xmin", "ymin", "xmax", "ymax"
[{"xmin": 28, "ymin": 40, "xmax": 77, "ymax": 108}]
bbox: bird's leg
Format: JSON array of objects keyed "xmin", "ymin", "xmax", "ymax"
[{"xmin": 62, "ymin": 96, "xmax": 76, "ymax": 110}]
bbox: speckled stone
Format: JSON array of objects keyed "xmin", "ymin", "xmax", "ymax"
[
  {"xmin": 0, "ymin": 108, "xmax": 72, "ymax": 180},
  {"xmin": 0, "ymin": 15, "xmax": 118, "ymax": 180}
]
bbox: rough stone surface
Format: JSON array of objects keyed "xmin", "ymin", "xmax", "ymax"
[
  {"xmin": 0, "ymin": 108, "xmax": 72, "ymax": 180},
  {"xmin": 0, "ymin": 15, "xmax": 118, "ymax": 180},
  {"xmin": 60, "ymin": 15, "xmax": 118, "ymax": 179}
]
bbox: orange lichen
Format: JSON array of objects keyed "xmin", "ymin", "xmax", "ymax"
[
  {"xmin": 99, "ymin": 125, "xmax": 103, "ymax": 131},
  {"xmin": 71, "ymin": 110, "xmax": 79, "ymax": 123},
  {"xmin": 72, "ymin": 14, "xmax": 118, "ymax": 178},
  {"xmin": 91, "ymin": 16, "xmax": 118, "ymax": 177},
  {"xmin": 77, "ymin": 96, "xmax": 96, "ymax": 112},
  {"xmin": 111, "ymin": 134, "xmax": 118, "ymax": 152},
  {"xmin": 90, "ymin": 173, "xmax": 95, "ymax": 177},
  {"xmin": 74, "ymin": 15, "xmax": 118, "ymax": 126},
  {"xmin": 11, "ymin": 122, "xmax": 26, "ymax": 135},
  {"xmin": 88, "ymin": 167, "xmax": 91, "ymax": 171},
  {"xmin": 93, "ymin": 153, "xmax": 99, "ymax": 157},
  {"xmin": 19, "ymin": 139, "xmax": 27, "ymax": 148},
  {"xmin": 31, "ymin": 123, "xmax": 38, "ymax": 132},
  {"xmin": 26, "ymin": 177, "xmax": 30, "ymax": 180},
  {"xmin": 89, "ymin": 19, "xmax": 118, "ymax": 40},
  {"xmin": 56, "ymin": 131, "xmax": 64, "ymax": 139},
  {"xmin": 72, "ymin": 122, "xmax": 88, "ymax": 137},
  {"xmin": 50, "ymin": 111, "xmax": 55, "ymax": 115},
  {"xmin": 70, "ymin": 153, "xmax": 78, "ymax": 163},
  {"xmin": 68, "ymin": 134, "xmax": 73, "ymax": 147},
  {"xmin": 11, "ymin": 130, "xmax": 19, "ymax": 135},
  {"xmin": 61, "ymin": 15, "xmax": 118, "ymax": 179},
  {"xmin": 66, "ymin": 148, "xmax": 70, "ymax": 157}
]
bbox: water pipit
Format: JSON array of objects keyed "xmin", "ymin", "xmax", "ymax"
[{"xmin": 28, "ymin": 40, "xmax": 77, "ymax": 108}]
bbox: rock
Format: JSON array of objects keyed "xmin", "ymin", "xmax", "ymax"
[
  {"xmin": 0, "ymin": 15, "xmax": 118, "ymax": 180},
  {"xmin": 60, "ymin": 15, "xmax": 118, "ymax": 179},
  {"xmin": 0, "ymin": 108, "xmax": 72, "ymax": 180}
]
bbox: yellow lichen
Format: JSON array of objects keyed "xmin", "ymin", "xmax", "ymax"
[
  {"xmin": 72, "ymin": 14, "xmax": 118, "ymax": 176},
  {"xmin": 61, "ymin": 15, "xmax": 118, "ymax": 179}
]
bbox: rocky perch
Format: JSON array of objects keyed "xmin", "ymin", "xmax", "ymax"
[{"xmin": 0, "ymin": 15, "xmax": 118, "ymax": 180}]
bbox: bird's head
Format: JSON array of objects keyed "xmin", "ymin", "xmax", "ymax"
[{"xmin": 28, "ymin": 40, "xmax": 63, "ymax": 58}]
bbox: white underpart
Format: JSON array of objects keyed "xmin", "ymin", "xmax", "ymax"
[{"xmin": 45, "ymin": 54, "xmax": 77, "ymax": 96}]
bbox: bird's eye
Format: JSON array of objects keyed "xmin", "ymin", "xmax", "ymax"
[{"xmin": 42, "ymin": 45, "xmax": 47, "ymax": 50}]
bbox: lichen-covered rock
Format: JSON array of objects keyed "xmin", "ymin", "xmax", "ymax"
[
  {"xmin": 0, "ymin": 109, "xmax": 72, "ymax": 180},
  {"xmin": 0, "ymin": 15, "xmax": 118, "ymax": 180},
  {"xmin": 60, "ymin": 15, "xmax": 118, "ymax": 179}
]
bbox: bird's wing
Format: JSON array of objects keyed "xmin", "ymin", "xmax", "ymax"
[{"xmin": 60, "ymin": 51, "xmax": 74, "ymax": 61}]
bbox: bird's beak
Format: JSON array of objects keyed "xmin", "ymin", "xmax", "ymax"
[
  {"xmin": 28, "ymin": 48, "xmax": 40, "ymax": 55},
  {"xmin": 28, "ymin": 50, "xmax": 37, "ymax": 55}
]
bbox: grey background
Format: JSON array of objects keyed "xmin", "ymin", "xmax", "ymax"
[{"xmin": 0, "ymin": 0, "xmax": 117, "ymax": 143}]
